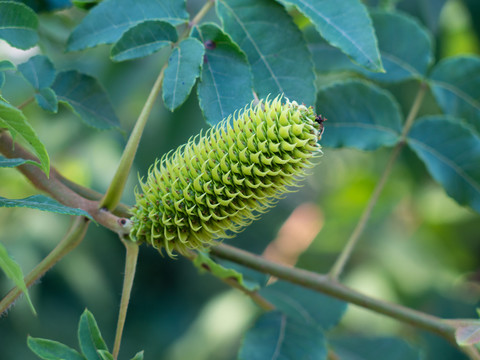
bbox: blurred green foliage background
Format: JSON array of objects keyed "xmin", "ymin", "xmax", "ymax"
[{"xmin": 1, "ymin": 0, "xmax": 480, "ymax": 359}]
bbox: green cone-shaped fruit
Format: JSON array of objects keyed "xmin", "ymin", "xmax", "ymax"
[{"xmin": 130, "ymin": 96, "xmax": 323, "ymax": 256}]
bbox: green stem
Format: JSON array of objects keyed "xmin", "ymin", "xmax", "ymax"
[
  {"xmin": 100, "ymin": 66, "xmax": 167, "ymax": 211},
  {"xmin": 328, "ymin": 143, "xmax": 402, "ymax": 279},
  {"xmin": 193, "ymin": 0, "xmax": 216, "ymax": 28},
  {"xmin": 401, "ymin": 82, "xmax": 428, "ymax": 137},
  {"xmin": 210, "ymin": 243, "xmax": 456, "ymax": 342},
  {"xmin": 179, "ymin": 0, "xmax": 215, "ymax": 38},
  {"xmin": 112, "ymin": 238, "xmax": 139, "ymax": 360},
  {"xmin": 462, "ymin": 346, "xmax": 480, "ymax": 360},
  {"xmin": 0, "ymin": 217, "xmax": 89, "ymax": 315},
  {"xmin": 328, "ymin": 83, "xmax": 427, "ymax": 279}
]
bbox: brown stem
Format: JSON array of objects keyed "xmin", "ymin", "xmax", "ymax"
[
  {"xmin": 0, "ymin": 131, "xmax": 130, "ymax": 235},
  {"xmin": 55, "ymin": 171, "xmax": 131, "ymax": 217},
  {"xmin": 17, "ymin": 97, "xmax": 35, "ymax": 110}
]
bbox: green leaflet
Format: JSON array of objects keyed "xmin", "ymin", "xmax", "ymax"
[
  {"xmin": 194, "ymin": 23, "xmax": 254, "ymax": 126},
  {"xmin": 52, "ymin": 71, "xmax": 119, "ymax": 130},
  {"xmin": 407, "ymin": 116, "xmax": 480, "ymax": 213},
  {"xmin": 238, "ymin": 312, "xmax": 327, "ymax": 360},
  {"xmin": 278, "ymin": 0, "xmax": 383, "ymax": 72},
  {"xmin": 0, "ymin": 242, "xmax": 36, "ymax": 315},
  {"xmin": 0, "ymin": 2, "xmax": 38, "ymax": 50},
  {"xmin": 162, "ymin": 38, "xmax": 205, "ymax": 111},
  {"xmin": 317, "ymin": 80, "xmax": 402, "ymax": 150},
  {"xmin": 0, "ymin": 99, "xmax": 50, "ymax": 176},
  {"xmin": 0, "ymin": 195, "xmax": 92, "ymax": 219},
  {"xmin": 110, "ymin": 20, "xmax": 178, "ymax": 62},
  {"xmin": 67, "ymin": 0, "xmax": 188, "ymax": 51}
]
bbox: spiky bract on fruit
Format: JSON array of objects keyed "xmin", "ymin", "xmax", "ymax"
[{"xmin": 130, "ymin": 96, "xmax": 323, "ymax": 256}]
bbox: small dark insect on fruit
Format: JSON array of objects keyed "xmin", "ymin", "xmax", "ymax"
[{"xmin": 315, "ymin": 114, "xmax": 327, "ymax": 138}]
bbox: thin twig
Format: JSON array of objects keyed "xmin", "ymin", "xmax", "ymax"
[
  {"xmin": 112, "ymin": 238, "xmax": 139, "ymax": 360},
  {"xmin": 17, "ymin": 97, "xmax": 35, "ymax": 110},
  {"xmin": 328, "ymin": 83, "xmax": 427, "ymax": 279},
  {"xmin": 328, "ymin": 142, "xmax": 403, "ymax": 279},
  {"xmin": 181, "ymin": 0, "xmax": 216, "ymax": 38},
  {"xmin": 211, "ymin": 243, "xmax": 456, "ymax": 342},
  {"xmin": 100, "ymin": 65, "xmax": 167, "ymax": 211}
]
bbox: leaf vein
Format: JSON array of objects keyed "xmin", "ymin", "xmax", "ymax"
[{"xmin": 408, "ymin": 137, "xmax": 480, "ymax": 193}]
